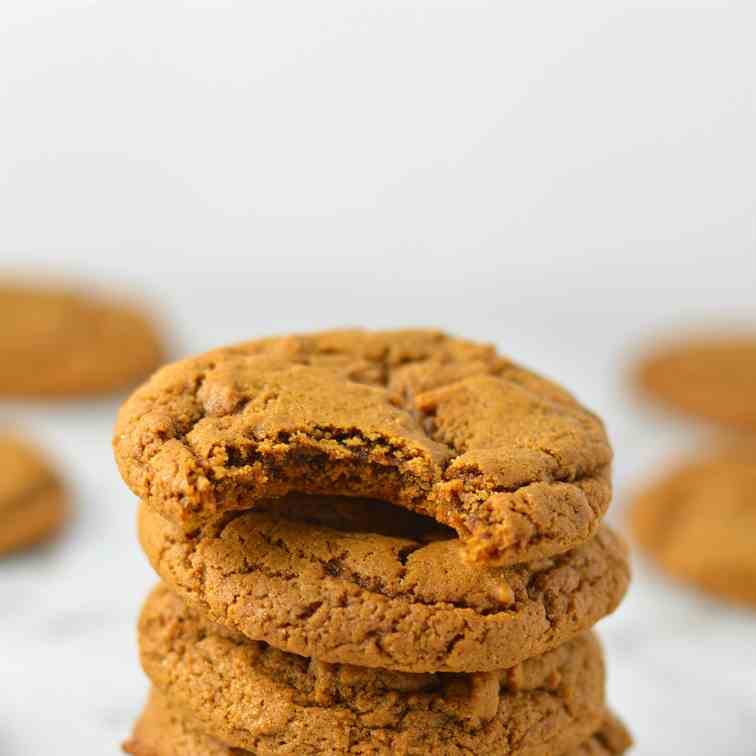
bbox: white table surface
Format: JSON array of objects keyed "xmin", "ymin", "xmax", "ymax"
[{"xmin": 1, "ymin": 3, "xmax": 755, "ymax": 753}]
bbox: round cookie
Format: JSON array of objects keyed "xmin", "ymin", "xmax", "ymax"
[
  {"xmin": 123, "ymin": 690, "xmax": 631, "ymax": 756},
  {"xmin": 0, "ymin": 434, "xmax": 67, "ymax": 555},
  {"xmin": 630, "ymin": 443, "xmax": 756, "ymax": 606},
  {"xmin": 137, "ymin": 584, "xmax": 607, "ymax": 756},
  {"xmin": 634, "ymin": 332, "xmax": 756, "ymax": 429},
  {"xmin": 0, "ymin": 282, "xmax": 164, "ymax": 397},
  {"xmin": 139, "ymin": 495, "xmax": 630, "ymax": 673},
  {"xmin": 115, "ymin": 329, "xmax": 612, "ymax": 565}
]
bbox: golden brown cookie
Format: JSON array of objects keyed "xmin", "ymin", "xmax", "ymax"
[
  {"xmin": 139, "ymin": 495, "xmax": 630, "ymax": 673},
  {"xmin": 0, "ymin": 434, "xmax": 67, "ymax": 555},
  {"xmin": 137, "ymin": 584, "xmax": 606, "ymax": 756},
  {"xmin": 124, "ymin": 689, "xmax": 241, "ymax": 756},
  {"xmin": 123, "ymin": 689, "xmax": 630, "ymax": 756},
  {"xmin": 630, "ymin": 443, "xmax": 756, "ymax": 606},
  {"xmin": 114, "ymin": 329, "xmax": 612, "ymax": 565},
  {"xmin": 0, "ymin": 282, "xmax": 164, "ymax": 397},
  {"xmin": 570, "ymin": 713, "xmax": 632, "ymax": 756},
  {"xmin": 634, "ymin": 332, "xmax": 756, "ymax": 429}
]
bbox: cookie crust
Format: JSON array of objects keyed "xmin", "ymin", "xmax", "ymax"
[
  {"xmin": 115, "ymin": 329, "xmax": 612, "ymax": 564},
  {"xmin": 138, "ymin": 585, "xmax": 606, "ymax": 756},
  {"xmin": 139, "ymin": 496, "xmax": 630, "ymax": 672}
]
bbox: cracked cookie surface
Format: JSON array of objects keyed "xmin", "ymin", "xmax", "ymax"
[
  {"xmin": 0, "ymin": 282, "xmax": 164, "ymax": 397},
  {"xmin": 0, "ymin": 434, "xmax": 67, "ymax": 555},
  {"xmin": 634, "ymin": 332, "xmax": 756, "ymax": 430},
  {"xmin": 631, "ymin": 443, "xmax": 756, "ymax": 606},
  {"xmin": 115, "ymin": 329, "xmax": 612, "ymax": 564},
  {"xmin": 124, "ymin": 689, "xmax": 631, "ymax": 756},
  {"xmin": 138, "ymin": 584, "xmax": 606, "ymax": 756},
  {"xmin": 139, "ymin": 495, "xmax": 630, "ymax": 672}
]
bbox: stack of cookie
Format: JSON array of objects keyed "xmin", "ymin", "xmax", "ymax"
[{"xmin": 114, "ymin": 330, "xmax": 632, "ymax": 755}]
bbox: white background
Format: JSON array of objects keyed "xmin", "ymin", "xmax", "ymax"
[{"xmin": 1, "ymin": 2, "xmax": 755, "ymax": 754}]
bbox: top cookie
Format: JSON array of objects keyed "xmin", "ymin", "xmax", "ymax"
[
  {"xmin": 634, "ymin": 333, "xmax": 756, "ymax": 430},
  {"xmin": 0, "ymin": 282, "xmax": 164, "ymax": 397},
  {"xmin": 114, "ymin": 329, "xmax": 612, "ymax": 564}
]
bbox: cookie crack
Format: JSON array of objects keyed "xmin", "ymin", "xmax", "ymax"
[{"xmin": 249, "ymin": 526, "xmax": 500, "ymax": 613}]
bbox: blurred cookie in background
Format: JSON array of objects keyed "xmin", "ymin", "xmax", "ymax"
[
  {"xmin": 0, "ymin": 433, "xmax": 67, "ymax": 556},
  {"xmin": 633, "ymin": 331, "xmax": 756, "ymax": 430},
  {"xmin": 629, "ymin": 443, "xmax": 756, "ymax": 607},
  {"xmin": 0, "ymin": 281, "xmax": 164, "ymax": 397}
]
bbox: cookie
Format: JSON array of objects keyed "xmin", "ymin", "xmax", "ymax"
[
  {"xmin": 137, "ymin": 584, "xmax": 606, "ymax": 756},
  {"xmin": 124, "ymin": 689, "xmax": 240, "ymax": 756},
  {"xmin": 630, "ymin": 443, "xmax": 756, "ymax": 606},
  {"xmin": 123, "ymin": 689, "xmax": 630, "ymax": 756},
  {"xmin": 138, "ymin": 495, "xmax": 630, "ymax": 672},
  {"xmin": 634, "ymin": 332, "xmax": 756, "ymax": 429},
  {"xmin": 114, "ymin": 329, "xmax": 612, "ymax": 564},
  {"xmin": 0, "ymin": 434, "xmax": 67, "ymax": 555},
  {"xmin": 0, "ymin": 282, "xmax": 164, "ymax": 397},
  {"xmin": 570, "ymin": 712, "xmax": 632, "ymax": 756}
]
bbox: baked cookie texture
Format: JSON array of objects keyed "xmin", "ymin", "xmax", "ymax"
[
  {"xmin": 116, "ymin": 329, "xmax": 632, "ymax": 753},
  {"xmin": 123, "ymin": 689, "xmax": 631, "ymax": 756},
  {"xmin": 0, "ymin": 283, "xmax": 164, "ymax": 397},
  {"xmin": 635, "ymin": 333, "xmax": 756, "ymax": 430},
  {"xmin": 631, "ymin": 443, "xmax": 756, "ymax": 606},
  {"xmin": 114, "ymin": 329, "xmax": 612, "ymax": 565},
  {"xmin": 139, "ymin": 497, "xmax": 630, "ymax": 672},
  {"xmin": 138, "ymin": 585, "xmax": 607, "ymax": 755},
  {"xmin": 0, "ymin": 434, "xmax": 67, "ymax": 555}
]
